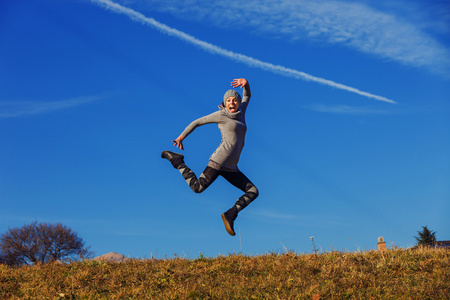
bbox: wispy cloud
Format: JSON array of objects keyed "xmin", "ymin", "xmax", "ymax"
[
  {"xmin": 250, "ymin": 209, "xmax": 297, "ymax": 220},
  {"xmin": 0, "ymin": 95, "xmax": 101, "ymax": 119},
  {"xmin": 131, "ymin": 0, "xmax": 450, "ymax": 76},
  {"xmin": 91, "ymin": 0, "xmax": 395, "ymax": 103},
  {"xmin": 249, "ymin": 209, "xmax": 351, "ymax": 229},
  {"xmin": 307, "ymin": 104, "xmax": 392, "ymax": 115}
]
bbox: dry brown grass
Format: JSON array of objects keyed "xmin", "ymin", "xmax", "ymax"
[{"xmin": 1, "ymin": 247, "xmax": 449, "ymax": 299}]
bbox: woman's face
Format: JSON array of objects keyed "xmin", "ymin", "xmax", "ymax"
[{"xmin": 225, "ymin": 97, "xmax": 239, "ymax": 113}]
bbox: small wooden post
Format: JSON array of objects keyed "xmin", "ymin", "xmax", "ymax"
[{"xmin": 378, "ymin": 236, "xmax": 386, "ymax": 252}]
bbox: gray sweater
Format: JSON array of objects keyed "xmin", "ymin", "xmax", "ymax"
[{"xmin": 181, "ymin": 85, "xmax": 251, "ymax": 171}]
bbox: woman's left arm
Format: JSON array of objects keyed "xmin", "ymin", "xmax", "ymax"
[{"xmin": 231, "ymin": 78, "xmax": 251, "ymax": 104}]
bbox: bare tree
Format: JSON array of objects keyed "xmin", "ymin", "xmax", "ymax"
[{"xmin": 0, "ymin": 221, "xmax": 93, "ymax": 265}]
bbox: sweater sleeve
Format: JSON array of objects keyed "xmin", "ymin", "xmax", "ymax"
[
  {"xmin": 240, "ymin": 82, "xmax": 251, "ymax": 113},
  {"xmin": 180, "ymin": 111, "xmax": 221, "ymax": 138}
]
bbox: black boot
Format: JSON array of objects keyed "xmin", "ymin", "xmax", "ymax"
[
  {"xmin": 221, "ymin": 207, "xmax": 238, "ymax": 236},
  {"xmin": 161, "ymin": 151, "xmax": 185, "ymax": 169}
]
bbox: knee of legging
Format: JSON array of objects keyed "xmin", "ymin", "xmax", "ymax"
[
  {"xmin": 248, "ymin": 185, "xmax": 259, "ymax": 198},
  {"xmin": 192, "ymin": 186, "xmax": 206, "ymax": 194}
]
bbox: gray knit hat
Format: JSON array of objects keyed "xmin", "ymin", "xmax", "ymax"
[{"xmin": 223, "ymin": 90, "xmax": 242, "ymax": 105}]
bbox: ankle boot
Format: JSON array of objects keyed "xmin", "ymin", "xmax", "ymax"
[
  {"xmin": 221, "ymin": 207, "xmax": 238, "ymax": 236},
  {"xmin": 161, "ymin": 151, "xmax": 185, "ymax": 169}
]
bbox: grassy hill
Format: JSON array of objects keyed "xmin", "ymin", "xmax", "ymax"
[{"xmin": 1, "ymin": 247, "xmax": 448, "ymax": 299}]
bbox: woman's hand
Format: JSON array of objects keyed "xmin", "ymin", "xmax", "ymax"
[
  {"xmin": 231, "ymin": 78, "xmax": 248, "ymax": 88},
  {"xmin": 172, "ymin": 135, "xmax": 185, "ymax": 150}
]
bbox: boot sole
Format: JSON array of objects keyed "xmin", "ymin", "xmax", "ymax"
[
  {"xmin": 161, "ymin": 151, "xmax": 184, "ymax": 160},
  {"xmin": 221, "ymin": 213, "xmax": 236, "ymax": 236}
]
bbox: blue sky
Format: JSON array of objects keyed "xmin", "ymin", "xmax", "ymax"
[{"xmin": 1, "ymin": 0, "xmax": 449, "ymax": 259}]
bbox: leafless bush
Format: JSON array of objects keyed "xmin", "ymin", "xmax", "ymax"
[{"xmin": 0, "ymin": 221, "xmax": 93, "ymax": 266}]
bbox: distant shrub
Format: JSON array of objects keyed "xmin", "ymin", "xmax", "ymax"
[
  {"xmin": 0, "ymin": 221, "xmax": 93, "ymax": 266},
  {"xmin": 415, "ymin": 225, "xmax": 437, "ymax": 246}
]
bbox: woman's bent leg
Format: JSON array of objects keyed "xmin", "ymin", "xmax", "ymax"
[
  {"xmin": 221, "ymin": 171, "xmax": 259, "ymax": 212},
  {"xmin": 220, "ymin": 171, "xmax": 258, "ymax": 236},
  {"xmin": 178, "ymin": 164, "xmax": 219, "ymax": 193}
]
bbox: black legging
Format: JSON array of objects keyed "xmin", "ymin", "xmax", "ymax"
[{"xmin": 177, "ymin": 164, "xmax": 258, "ymax": 212}]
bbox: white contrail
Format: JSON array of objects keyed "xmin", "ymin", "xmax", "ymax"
[{"xmin": 91, "ymin": 0, "xmax": 395, "ymax": 104}]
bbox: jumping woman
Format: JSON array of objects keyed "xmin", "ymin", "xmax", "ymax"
[{"xmin": 161, "ymin": 78, "xmax": 259, "ymax": 236}]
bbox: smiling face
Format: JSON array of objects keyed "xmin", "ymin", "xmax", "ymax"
[{"xmin": 225, "ymin": 97, "xmax": 240, "ymax": 113}]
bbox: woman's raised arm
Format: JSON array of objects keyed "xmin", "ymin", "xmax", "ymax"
[{"xmin": 231, "ymin": 78, "xmax": 251, "ymax": 106}]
